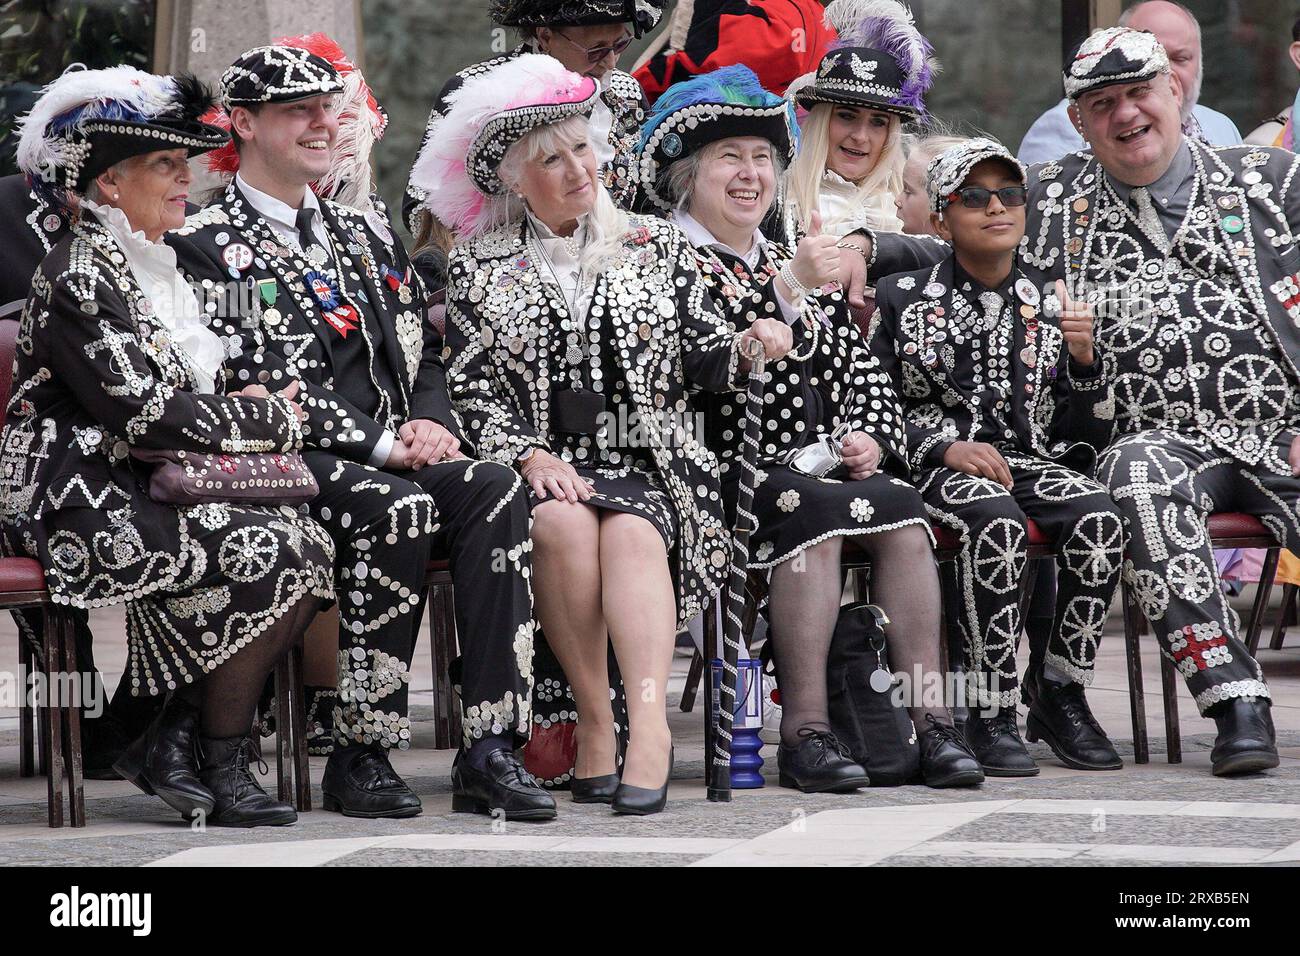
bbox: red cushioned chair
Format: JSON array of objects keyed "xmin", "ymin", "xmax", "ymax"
[
  {"xmin": 1123, "ymin": 513, "xmax": 1282, "ymax": 765},
  {"xmin": 1, "ymin": 318, "xmax": 86, "ymax": 827}
]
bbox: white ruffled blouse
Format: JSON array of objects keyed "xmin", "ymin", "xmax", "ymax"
[{"xmin": 83, "ymin": 199, "xmax": 225, "ymax": 392}]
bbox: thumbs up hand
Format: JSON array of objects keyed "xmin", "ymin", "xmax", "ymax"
[
  {"xmin": 1056, "ymin": 279, "xmax": 1096, "ymax": 367},
  {"xmin": 788, "ymin": 210, "xmax": 842, "ymax": 292}
]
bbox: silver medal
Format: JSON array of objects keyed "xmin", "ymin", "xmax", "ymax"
[{"xmin": 869, "ymin": 669, "xmax": 894, "ymax": 693}]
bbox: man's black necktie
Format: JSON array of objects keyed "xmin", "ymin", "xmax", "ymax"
[{"xmin": 295, "ymin": 205, "xmax": 329, "ymax": 266}]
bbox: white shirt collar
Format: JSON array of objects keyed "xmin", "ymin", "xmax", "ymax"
[
  {"xmin": 83, "ymin": 199, "xmax": 225, "ymax": 391},
  {"xmin": 235, "ymin": 172, "xmax": 322, "ymax": 249},
  {"xmin": 672, "ymin": 208, "xmax": 769, "ymax": 268}
]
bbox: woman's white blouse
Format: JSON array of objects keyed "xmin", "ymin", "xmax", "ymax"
[
  {"xmin": 816, "ymin": 169, "xmax": 904, "ymax": 235},
  {"xmin": 82, "ymin": 199, "xmax": 225, "ymax": 392}
]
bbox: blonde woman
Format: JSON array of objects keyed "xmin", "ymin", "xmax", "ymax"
[{"xmin": 780, "ymin": 0, "xmax": 938, "ymax": 242}]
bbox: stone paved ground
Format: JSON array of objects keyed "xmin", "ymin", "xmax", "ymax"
[{"xmin": 1, "ymin": 594, "xmax": 1298, "ymax": 866}]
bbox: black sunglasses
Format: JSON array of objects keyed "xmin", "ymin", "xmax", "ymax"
[
  {"xmin": 554, "ymin": 30, "xmax": 634, "ymax": 63},
  {"xmin": 944, "ymin": 186, "xmax": 1028, "ymax": 210}
]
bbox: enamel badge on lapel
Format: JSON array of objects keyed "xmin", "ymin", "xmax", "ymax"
[
  {"xmin": 382, "ymin": 264, "xmax": 414, "ymax": 304},
  {"xmin": 1015, "ymin": 278, "xmax": 1040, "ymax": 307},
  {"xmin": 223, "ymin": 242, "xmax": 254, "ymax": 272}
]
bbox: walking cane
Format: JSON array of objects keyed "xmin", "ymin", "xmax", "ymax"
[{"xmin": 708, "ymin": 337, "xmax": 766, "ymax": 803}]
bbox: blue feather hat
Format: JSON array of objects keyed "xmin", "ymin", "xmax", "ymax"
[{"xmin": 637, "ymin": 65, "xmax": 799, "ymax": 211}]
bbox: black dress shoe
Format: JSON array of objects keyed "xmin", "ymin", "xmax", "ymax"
[
  {"xmin": 1025, "ymin": 677, "xmax": 1122, "ymax": 771},
  {"xmin": 612, "ymin": 749, "xmax": 673, "ymax": 816},
  {"xmin": 322, "ymin": 744, "xmax": 422, "ymax": 818},
  {"xmin": 777, "ymin": 728, "xmax": 870, "ymax": 793},
  {"xmin": 452, "ymin": 749, "xmax": 557, "ymax": 820},
  {"xmin": 198, "ymin": 736, "xmax": 297, "ymax": 828},
  {"xmin": 1209, "ymin": 698, "xmax": 1279, "ymax": 777},
  {"xmin": 82, "ymin": 713, "xmax": 129, "ymax": 781},
  {"xmin": 919, "ymin": 715, "xmax": 984, "ymax": 788},
  {"xmin": 965, "ymin": 709, "xmax": 1039, "ymax": 777},
  {"xmin": 571, "ymin": 773, "xmax": 621, "ymax": 804},
  {"xmin": 113, "ymin": 696, "xmax": 214, "ymax": 819}
]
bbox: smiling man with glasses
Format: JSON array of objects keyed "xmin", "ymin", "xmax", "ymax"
[{"xmin": 403, "ymin": 1, "xmax": 661, "ymax": 240}]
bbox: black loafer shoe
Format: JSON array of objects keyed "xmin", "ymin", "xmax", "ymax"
[
  {"xmin": 919, "ymin": 715, "xmax": 984, "ymax": 788},
  {"xmin": 452, "ymin": 749, "xmax": 557, "ymax": 820},
  {"xmin": 322, "ymin": 744, "xmax": 422, "ymax": 818},
  {"xmin": 612, "ymin": 749, "xmax": 673, "ymax": 816},
  {"xmin": 198, "ymin": 736, "xmax": 296, "ymax": 828},
  {"xmin": 113, "ymin": 696, "xmax": 214, "ymax": 818},
  {"xmin": 1025, "ymin": 678, "xmax": 1122, "ymax": 771},
  {"xmin": 571, "ymin": 773, "xmax": 621, "ymax": 804},
  {"xmin": 1209, "ymin": 698, "xmax": 1279, "ymax": 777},
  {"xmin": 777, "ymin": 728, "xmax": 870, "ymax": 793},
  {"xmin": 965, "ymin": 709, "xmax": 1039, "ymax": 777}
]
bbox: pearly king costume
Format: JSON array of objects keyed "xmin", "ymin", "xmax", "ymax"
[
  {"xmin": 169, "ymin": 46, "xmax": 537, "ymax": 756},
  {"xmin": 866, "ymin": 29, "xmax": 1300, "ymax": 726},
  {"xmin": 638, "ymin": 66, "xmax": 932, "ymax": 570},
  {"xmin": 871, "ymin": 139, "xmax": 1125, "ymax": 712},
  {"xmin": 0, "ymin": 67, "xmax": 335, "ymax": 698},
  {"xmin": 401, "ymin": 0, "xmax": 662, "ymax": 236}
]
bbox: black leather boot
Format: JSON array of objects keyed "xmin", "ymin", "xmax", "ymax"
[
  {"xmin": 1025, "ymin": 675, "xmax": 1122, "ymax": 771},
  {"xmin": 919, "ymin": 714, "xmax": 984, "ymax": 788},
  {"xmin": 1209, "ymin": 698, "xmax": 1279, "ymax": 777},
  {"xmin": 322, "ymin": 743, "xmax": 422, "ymax": 818},
  {"xmin": 112, "ymin": 696, "xmax": 214, "ymax": 819},
  {"xmin": 452, "ymin": 748, "xmax": 557, "ymax": 820},
  {"xmin": 198, "ymin": 736, "xmax": 297, "ymax": 827},
  {"xmin": 82, "ymin": 712, "xmax": 129, "ymax": 781},
  {"xmin": 777, "ymin": 728, "xmax": 871, "ymax": 793},
  {"xmin": 964, "ymin": 708, "xmax": 1039, "ymax": 777}
]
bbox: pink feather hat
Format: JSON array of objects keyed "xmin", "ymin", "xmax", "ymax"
[{"xmin": 410, "ymin": 54, "xmax": 598, "ymax": 239}]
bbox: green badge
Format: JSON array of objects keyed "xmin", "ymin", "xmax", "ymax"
[
  {"xmin": 1221, "ymin": 215, "xmax": 1244, "ymax": 234},
  {"xmin": 256, "ymin": 277, "xmax": 278, "ymax": 306}
]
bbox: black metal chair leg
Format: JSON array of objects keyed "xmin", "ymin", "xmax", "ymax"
[{"xmin": 1245, "ymin": 547, "xmax": 1281, "ymax": 656}]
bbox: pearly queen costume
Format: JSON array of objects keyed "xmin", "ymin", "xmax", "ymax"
[
  {"xmin": 0, "ymin": 67, "xmax": 335, "ymax": 698},
  {"xmin": 423, "ymin": 55, "xmax": 741, "ymax": 631},
  {"xmin": 871, "ymin": 139, "xmax": 1125, "ymax": 709},
  {"xmin": 169, "ymin": 46, "xmax": 537, "ymax": 754},
  {"xmin": 400, "ymin": 0, "xmax": 662, "ymax": 237},
  {"xmin": 867, "ymin": 29, "xmax": 1300, "ymax": 716},
  {"xmin": 638, "ymin": 65, "xmax": 932, "ymax": 570}
]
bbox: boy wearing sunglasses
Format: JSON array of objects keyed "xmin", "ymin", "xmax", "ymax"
[{"xmin": 871, "ymin": 139, "xmax": 1127, "ymax": 777}]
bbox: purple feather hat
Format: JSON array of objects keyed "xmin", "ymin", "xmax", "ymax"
[{"xmin": 791, "ymin": 0, "xmax": 939, "ymax": 120}]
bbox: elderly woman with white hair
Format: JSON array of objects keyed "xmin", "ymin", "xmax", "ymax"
[
  {"xmin": 414, "ymin": 54, "xmax": 793, "ymax": 815},
  {"xmin": 638, "ymin": 65, "xmax": 985, "ymax": 791},
  {"xmin": 0, "ymin": 67, "xmax": 335, "ymax": 827}
]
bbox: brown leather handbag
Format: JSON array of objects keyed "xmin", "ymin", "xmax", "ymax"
[{"xmin": 130, "ymin": 448, "xmax": 318, "ymax": 506}]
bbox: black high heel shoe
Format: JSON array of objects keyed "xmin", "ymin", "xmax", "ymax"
[
  {"xmin": 571, "ymin": 730, "xmax": 622, "ymax": 803},
  {"xmin": 611, "ymin": 748, "xmax": 673, "ymax": 816},
  {"xmin": 571, "ymin": 773, "xmax": 621, "ymax": 803}
]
